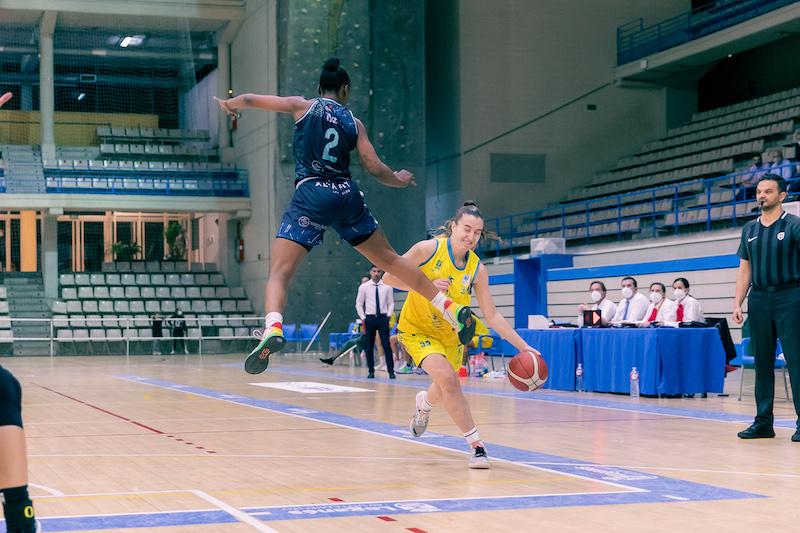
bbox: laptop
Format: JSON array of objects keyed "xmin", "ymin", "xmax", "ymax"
[{"xmin": 582, "ymin": 309, "xmax": 603, "ymax": 327}]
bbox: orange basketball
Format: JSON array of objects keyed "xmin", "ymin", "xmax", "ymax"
[{"xmin": 508, "ymin": 351, "xmax": 548, "ymax": 391}]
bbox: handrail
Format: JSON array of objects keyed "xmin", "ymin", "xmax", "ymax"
[
  {"xmin": 482, "ymin": 162, "xmax": 798, "ymax": 255},
  {"xmin": 617, "ymin": 0, "xmax": 797, "ymax": 65},
  {"xmin": 0, "ymin": 315, "xmax": 272, "ymax": 358}
]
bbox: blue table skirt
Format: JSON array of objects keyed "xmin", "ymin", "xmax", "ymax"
[
  {"xmin": 580, "ymin": 328, "xmax": 725, "ymax": 395},
  {"xmin": 513, "ymin": 328, "xmax": 726, "ymax": 395},
  {"xmin": 514, "ymin": 329, "xmax": 579, "ymax": 391}
]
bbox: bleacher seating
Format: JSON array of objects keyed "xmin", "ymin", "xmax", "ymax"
[
  {"xmin": 484, "ymin": 86, "xmax": 800, "ymax": 254},
  {"xmin": 53, "ymin": 262, "xmax": 256, "ymax": 355}
]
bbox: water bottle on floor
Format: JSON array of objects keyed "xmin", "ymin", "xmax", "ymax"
[
  {"xmin": 576, "ymin": 363, "xmax": 584, "ymax": 392},
  {"xmin": 630, "ymin": 366, "xmax": 640, "ymax": 399}
]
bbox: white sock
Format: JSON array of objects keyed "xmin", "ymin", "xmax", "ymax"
[
  {"xmin": 464, "ymin": 427, "xmax": 482, "ymax": 447},
  {"xmin": 430, "ymin": 292, "xmax": 450, "ymax": 313},
  {"xmin": 417, "ymin": 391, "xmax": 434, "ymax": 412},
  {"xmin": 265, "ymin": 312, "xmax": 283, "ymax": 329}
]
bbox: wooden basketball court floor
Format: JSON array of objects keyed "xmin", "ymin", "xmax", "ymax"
[{"xmin": 2, "ymin": 352, "xmax": 799, "ymax": 532}]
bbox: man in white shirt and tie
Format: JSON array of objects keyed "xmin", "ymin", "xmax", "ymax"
[
  {"xmin": 356, "ymin": 265, "xmax": 396, "ymax": 379},
  {"xmin": 577, "ymin": 281, "xmax": 617, "ymax": 326},
  {"xmin": 611, "ymin": 276, "xmax": 650, "ymax": 324}
]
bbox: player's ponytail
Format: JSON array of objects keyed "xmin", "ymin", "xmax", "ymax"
[{"xmin": 319, "ymin": 57, "xmax": 350, "ymax": 93}]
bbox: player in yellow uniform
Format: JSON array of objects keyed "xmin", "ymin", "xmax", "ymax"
[{"xmin": 383, "ymin": 202, "xmax": 540, "ymax": 469}]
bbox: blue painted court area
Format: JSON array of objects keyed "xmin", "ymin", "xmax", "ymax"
[
  {"xmin": 22, "ymin": 374, "xmax": 762, "ymax": 531},
  {"xmin": 258, "ymin": 364, "xmax": 799, "ymax": 430}
]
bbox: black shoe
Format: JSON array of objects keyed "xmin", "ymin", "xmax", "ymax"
[
  {"xmin": 319, "ymin": 357, "xmax": 335, "ymax": 365},
  {"xmin": 737, "ymin": 423, "xmax": 775, "ymax": 439},
  {"xmin": 367, "ymin": 371, "xmax": 375, "ymax": 379},
  {"xmin": 389, "ymin": 373, "xmax": 396, "ymax": 379},
  {"xmin": 792, "ymin": 429, "xmax": 800, "ymax": 442}
]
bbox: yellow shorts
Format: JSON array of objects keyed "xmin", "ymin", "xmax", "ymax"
[{"xmin": 397, "ymin": 332, "xmax": 463, "ymax": 371}]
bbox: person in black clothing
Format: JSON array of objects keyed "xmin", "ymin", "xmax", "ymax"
[
  {"xmin": 734, "ymin": 174, "xmax": 800, "ymax": 442},
  {"xmin": 151, "ymin": 314, "xmax": 163, "ymax": 355},
  {"xmin": 168, "ymin": 309, "xmax": 189, "ymax": 355}
]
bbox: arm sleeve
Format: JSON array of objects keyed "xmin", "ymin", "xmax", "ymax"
[
  {"xmin": 737, "ymin": 228, "xmax": 750, "ymax": 260},
  {"xmin": 601, "ymin": 301, "xmax": 617, "ymax": 323}
]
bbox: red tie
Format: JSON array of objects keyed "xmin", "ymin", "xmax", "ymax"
[
  {"xmin": 648, "ymin": 306, "xmax": 658, "ymax": 322},
  {"xmin": 677, "ymin": 303, "xmax": 684, "ymax": 322}
]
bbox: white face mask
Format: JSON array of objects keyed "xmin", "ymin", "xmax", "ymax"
[
  {"xmin": 621, "ymin": 286, "xmax": 634, "ymax": 299},
  {"xmin": 673, "ymin": 288, "xmax": 686, "ymax": 301},
  {"xmin": 649, "ymin": 291, "xmax": 663, "ymax": 304},
  {"xmin": 590, "ymin": 290, "xmax": 603, "ymax": 303}
]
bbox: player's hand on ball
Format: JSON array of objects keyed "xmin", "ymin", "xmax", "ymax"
[{"xmin": 395, "ymin": 169, "xmax": 416, "ymax": 188}]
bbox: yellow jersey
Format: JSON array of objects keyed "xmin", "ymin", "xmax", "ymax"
[{"xmin": 398, "ymin": 238, "xmax": 481, "ymax": 344}]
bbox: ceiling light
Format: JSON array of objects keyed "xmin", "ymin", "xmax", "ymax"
[{"xmin": 119, "ymin": 35, "xmax": 146, "ymax": 48}]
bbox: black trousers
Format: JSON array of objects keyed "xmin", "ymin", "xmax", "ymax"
[
  {"xmin": 364, "ymin": 315, "xmax": 393, "ymax": 373},
  {"xmin": 172, "ymin": 330, "xmax": 187, "ymax": 352},
  {"xmin": 748, "ymin": 287, "xmax": 800, "ymax": 428}
]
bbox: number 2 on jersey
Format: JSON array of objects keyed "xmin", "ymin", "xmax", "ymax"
[{"xmin": 322, "ymin": 128, "xmax": 339, "ymax": 163}]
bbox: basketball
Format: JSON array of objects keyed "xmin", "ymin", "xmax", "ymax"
[{"xmin": 508, "ymin": 351, "xmax": 548, "ymax": 392}]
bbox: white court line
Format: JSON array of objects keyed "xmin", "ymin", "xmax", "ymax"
[
  {"xmin": 191, "ymin": 490, "xmax": 279, "ymax": 533},
  {"xmin": 29, "ymin": 483, "xmax": 65, "ymax": 496},
  {"xmin": 664, "ymin": 495, "xmax": 690, "ymax": 501},
  {"xmin": 29, "ymin": 453, "xmax": 464, "ymax": 462},
  {"xmin": 116, "ymin": 376, "xmax": 644, "ymax": 493},
  {"xmin": 524, "ymin": 462, "xmax": 800, "ymax": 479}
]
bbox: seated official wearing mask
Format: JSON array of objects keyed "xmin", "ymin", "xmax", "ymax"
[{"xmin": 577, "ymin": 281, "xmax": 617, "ymax": 326}]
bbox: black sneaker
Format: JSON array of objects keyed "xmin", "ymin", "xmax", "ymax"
[
  {"xmin": 389, "ymin": 372, "xmax": 396, "ymax": 379},
  {"xmin": 737, "ymin": 423, "xmax": 775, "ymax": 439},
  {"xmin": 319, "ymin": 357, "xmax": 335, "ymax": 365},
  {"xmin": 367, "ymin": 371, "xmax": 375, "ymax": 379},
  {"xmin": 792, "ymin": 429, "xmax": 800, "ymax": 442}
]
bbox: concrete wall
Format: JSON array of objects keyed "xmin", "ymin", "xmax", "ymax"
[
  {"xmin": 229, "ymin": 0, "xmax": 278, "ymax": 315},
  {"xmin": 456, "ymin": 0, "xmax": 688, "ymax": 218}
]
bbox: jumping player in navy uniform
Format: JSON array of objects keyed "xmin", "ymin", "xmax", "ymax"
[{"xmin": 215, "ymin": 58, "xmax": 476, "ymax": 374}]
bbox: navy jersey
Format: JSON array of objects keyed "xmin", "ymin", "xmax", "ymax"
[{"xmin": 293, "ymin": 98, "xmax": 358, "ymax": 182}]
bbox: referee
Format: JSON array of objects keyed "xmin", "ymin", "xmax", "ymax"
[{"xmin": 733, "ymin": 173, "xmax": 800, "ymax": 442}]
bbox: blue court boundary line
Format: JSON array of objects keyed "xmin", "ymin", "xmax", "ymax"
[
  {"xmin": 231, "ymin": 364, "xmax": 798, "ymax": 430},
  {"xmin": 18, "ymin": 373, "xmax": 761, "ymax": 531}
]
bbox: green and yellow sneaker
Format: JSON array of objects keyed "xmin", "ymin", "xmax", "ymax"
[
  {"xmin": 244, "ymin": 325, "xmax": 286, "ymax": 374},
  {"xmin": 442, "ymin": 301, "xmax": 476, "ymax": 345}
]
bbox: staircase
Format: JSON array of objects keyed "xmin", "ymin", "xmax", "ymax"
[
  {"xmin": 5, "ymin": 273, "xmax": 52, "ymax": 356},
  {"xmin": 1, "ymin": 145, "xmax": 46, "ymax": 193}
]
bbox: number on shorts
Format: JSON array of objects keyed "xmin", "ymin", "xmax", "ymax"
[
  {"xmin": 419, "ymin": 340, "xmax": 431, "ymax": 348},
  {"xmin": 322, "ymin": 128, "xmax": 339, "ymax": 163}
]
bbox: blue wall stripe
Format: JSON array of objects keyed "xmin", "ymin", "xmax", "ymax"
[
  {"xmin": 489, "ymin": 273, "xmax": 514, "ymax": 285},
  {"xmin": 547, "ymin": 254, "xmax": 740, "ymax": 281}
]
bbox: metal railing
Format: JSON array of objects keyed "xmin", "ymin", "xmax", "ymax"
[
  {"xmin": 617, "ymin": 0, "xmax": 797, "ymax": 65},
  {"xmin": 482, "ymin": 162, "xmax": 798, "ymax": 257},
  {"xmin": 0, "ymin": 315, "xmax": 290, "ymax": 358}
]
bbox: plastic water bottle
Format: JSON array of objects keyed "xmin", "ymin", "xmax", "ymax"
[
  {"xmin": 630, "ymin": 366, "xmax": 640, "ymax": 399},
  {"xmin": 575, "ymin": 363, "xmax": 584, "ymax": 392},
  {"xmin": 468, "ymin": 355, "xmax": 476, "ymax": 376}
]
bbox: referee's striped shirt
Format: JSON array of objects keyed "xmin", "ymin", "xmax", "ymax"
[{"xmin": 737, "ymin": 210, "xmax": 800, "ymax": 288}]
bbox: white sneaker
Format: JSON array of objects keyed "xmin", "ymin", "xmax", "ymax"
[
  {"xmin": 409, "ymin": 390, "xmax": 430, "ymax": 437},
  {"xmin": 469, "ymin": 446, "xmax": 490, "ymax": 469}
]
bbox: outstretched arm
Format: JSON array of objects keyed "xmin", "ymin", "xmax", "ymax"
[
  {"xmin": 473, "ymin": 264, "xmax": 540, "ymax": 355},
  {"xmin": 382, "ymin": 240, "xmax": 438, "ymax": 291},
  {"xmin": 355, "ymin": 119, "xmax": 416, "ymax": 189},
  {"xmin": 214, "ymin": 94, "xmax": 312, "ymax": 122}
]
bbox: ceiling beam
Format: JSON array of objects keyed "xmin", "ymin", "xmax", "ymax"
[{"xmin": 1, "ymin": 1, "xmax": 246, "ymax": 21}]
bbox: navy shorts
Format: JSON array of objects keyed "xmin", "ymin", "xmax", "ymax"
[
  {"xmin": 277, "ymin": 178, "xmax": 379, "ymax": 249},
  {"xmin": 0, "ymin": 365, "xmax": 23, "ymax": 428}
]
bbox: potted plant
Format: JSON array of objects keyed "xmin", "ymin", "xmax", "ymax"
[
  {"xmin": 164, "ymin": 221, "xmax": 186, "ymax": 260},
  {"xmin": 111, "ymin": 241, "xmax": 141, "ymax": 261}
]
